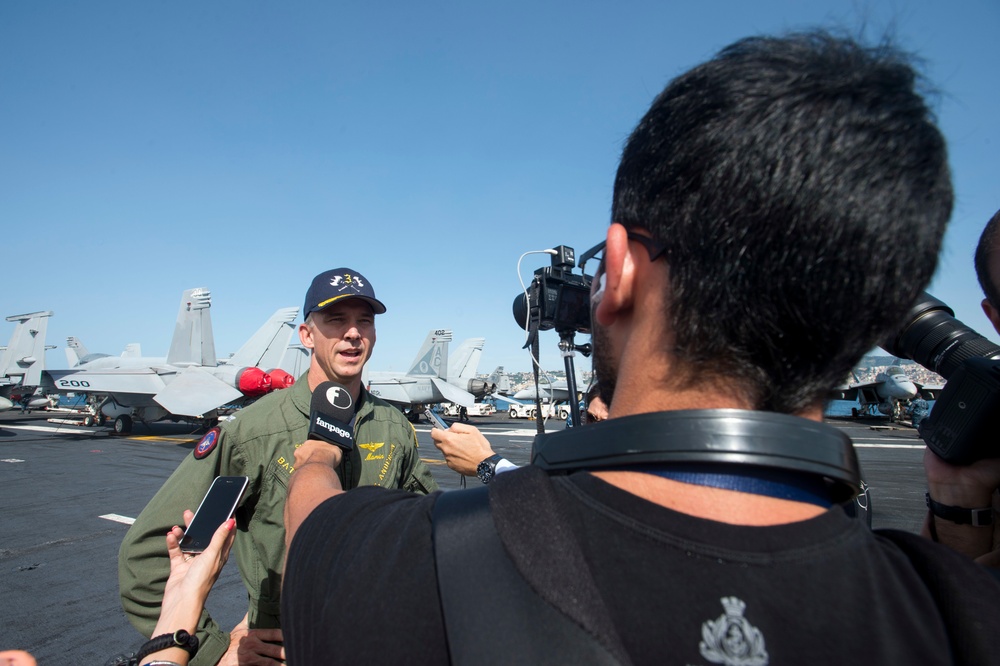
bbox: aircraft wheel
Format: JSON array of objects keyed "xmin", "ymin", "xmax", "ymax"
[
  {"xmin": 83, "ymin": 415, "xmax": 95, "ymax": 427},
  {"xmin": 203, "ymin": 417, "xmax": 219, "ymax": 430},
  {"xmin": 114, "ymin": 415, "xmax": 133, "ymax": 434},
  {"xmin": 96, "ymin": 413, "xmax": 107, "ymax": 426}
]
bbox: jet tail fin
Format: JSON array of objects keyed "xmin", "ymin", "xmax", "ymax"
[
  {"xmin": 228, "ymin": 306, "xmax": 300, "ymax": 370},
  {"xmin": 487, "ymin": 365, "xmax": 511, "ymax": 394},
  {"xmin": 166, "ymin": 288, "xmax": 217, "ymax": 367},
  {"xmin": 449, "ymin": 337, "xmax": 485, "ymax": 381},
  {"xmin": 406, "ymin": 329, "xmax": 452, "ymax": 378},
  {"xmin": 65, "ymin": 336, "xmax": 88, "ymax": 367},
  {"xmin": 0, "ymin": 311, "xmax": 53, "ymax": 386}
]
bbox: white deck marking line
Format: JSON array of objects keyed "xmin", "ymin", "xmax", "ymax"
[
  {"xmin": 100, "ymin": 514, "xmax": 136, "ymax": 525},
  {"xmin": 2, "ymin": 424, "xmax": 97, "ymax": 434},
  {"xmin": 853, "ymin": 443, "xmax": 923, "ymax": 449},
  {"xmin": 1, "ymin": 458, "xmax": 25, "ymax": 463}
]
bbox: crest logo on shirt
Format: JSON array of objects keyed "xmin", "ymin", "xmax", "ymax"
[
  {"xmin": 358, "ymin": 442, "xmax": 385, "ymax": 461},
  {"xmin": 699, "ymin": 597, "xmax": 768, "ymax": 666},
  {"xmin": 193, "ymin": 427, "xmax": 221, "ymax": 460}
]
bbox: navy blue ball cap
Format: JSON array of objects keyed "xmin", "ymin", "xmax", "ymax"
[{"xmin": 303, "ymin": 268, "xmax": 387, "ymax": 318}]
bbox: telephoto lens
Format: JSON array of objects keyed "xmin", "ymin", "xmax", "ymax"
[{"xmin": 881, "ymin": 293, "xmax": 1000, "ymax": 378}]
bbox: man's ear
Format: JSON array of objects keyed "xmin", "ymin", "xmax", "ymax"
[
  {"xmin": 981, "ymin": 298, "xmax": 1000, "ymax": 337},
  {"xmin": 593, "ymin": 223, "xmax": 635, "ymax": 326},
  {"xmin": 298, "ymin": 322, "xmax": 315, "ymax": 349}
]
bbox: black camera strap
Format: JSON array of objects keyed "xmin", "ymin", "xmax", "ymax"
[{"xmin": 530, "ymin": 409, "xmax": 862, "ymax": 503}]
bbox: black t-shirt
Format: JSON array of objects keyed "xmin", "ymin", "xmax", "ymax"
[{"xmin": 283, "ymin": 469, "xmax": 1000, "ymax": 665}]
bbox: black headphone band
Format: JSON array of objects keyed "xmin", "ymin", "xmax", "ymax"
[{"xmin": 530, "ymin": 409, "xmax": 861, "ymax": 503}]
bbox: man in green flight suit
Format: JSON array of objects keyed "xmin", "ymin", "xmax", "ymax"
[{"xmin": 118, "ymin": 268, "xmax": 439, "ymax": 665}]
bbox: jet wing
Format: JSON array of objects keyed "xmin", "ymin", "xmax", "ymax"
[
  {"xmin": 431, "ymin": 377, "xmax": 475, "ymax": 407},
  {"xmin": 366, "ymin": 380, "xmax": 417, "ymax": 405},
  {"xmin": 46, "ymin": 368, "xmax": 168, "ymax": 397},
  {"xmin": 153, "ymin": 366, "xmax": 244, "ymax": 417},
  {"xmin": 829, "ymin": 385, "xmax": 860, "ymax": 401}
]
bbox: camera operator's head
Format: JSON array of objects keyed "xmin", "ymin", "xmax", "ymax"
[
  {"xmin": 974, "ymin": 209, "xmax": 1000, "ymax": 334},
  {"xmin": 595, "ymin": 32, "xmax": 952, "ymax": 416}
]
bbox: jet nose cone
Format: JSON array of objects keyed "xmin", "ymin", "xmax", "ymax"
[{"xmin": 886, "ymin": 377, "xmax": 918, "ymax": 399}]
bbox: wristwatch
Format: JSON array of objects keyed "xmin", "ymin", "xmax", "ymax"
[
  {"xmin": 925, "ymin": 492, "xmax": 994, "ymax": 526},
  {"xmin": 476, "ymin": 454, "xmax": 504, "ymax": 484}
]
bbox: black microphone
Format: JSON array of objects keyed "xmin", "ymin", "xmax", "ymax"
[{"xmin": 307, "ymin": 381, "xmax": 356, "ymax": 451}]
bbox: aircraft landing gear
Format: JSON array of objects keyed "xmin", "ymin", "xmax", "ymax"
[{"xmin": 114, "ymin": 415, "xmax": 133, "ymax": 434}]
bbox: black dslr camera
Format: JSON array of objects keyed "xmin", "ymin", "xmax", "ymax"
[
  {"xmin": 512, "ymin": 245, "xmax": 593, "ymax": 337},
  {"xmin": 882, "ymin": 292, "xmax": 1000, "ymax": 464}
]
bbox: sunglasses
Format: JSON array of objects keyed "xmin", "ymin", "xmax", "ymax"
[{"xmin": 578, "ymin": 229, "xmax": 667, "ymax": 276}]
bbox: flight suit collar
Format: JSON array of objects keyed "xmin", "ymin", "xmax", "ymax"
[{"xmin": 290, "ymin": 372, "xmax": 313, "ymax": 416}]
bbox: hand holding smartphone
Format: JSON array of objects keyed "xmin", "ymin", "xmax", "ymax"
[
  {"xmin": 181, "ymin": 476, "xmax": 249, "ymax": 554},
  {"xmin": 424, "ymin": 408, "xmax": 449, "ymax": 430}
]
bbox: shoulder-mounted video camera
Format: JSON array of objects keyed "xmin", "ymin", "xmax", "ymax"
[{"xmin": 882, "ymin": 293, "xmax": 1000, "ymax": 464}]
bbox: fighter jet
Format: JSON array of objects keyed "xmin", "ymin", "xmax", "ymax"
[
  {"xmin": 512, "ymin": 377, "xmax": 579, "ymax": 403},
  {"xmin": 43, "ymin": 288, "xmax": 300, "ymax": 433},
  {"xmin": 0, "ymin": 311, "xmax": 54, "ymax": 412},
  {"xmin": 364, "ymin": 329, "xmax": 478, "ymax": 421},
  {"xmin": 484, "ymin": 365, "xmax": 512, "ymax": 396},
  {"xmin": 831, "ymin": 364, "xmax": 941, "ymax": 421},
  {"xmin": 65, "ymin": 337, "xmax": 144, "ymax": 368}
]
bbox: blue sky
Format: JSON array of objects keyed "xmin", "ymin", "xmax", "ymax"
[{"xmin": 2, "ymin": 1, "xmax": 997, "ymax": 376}]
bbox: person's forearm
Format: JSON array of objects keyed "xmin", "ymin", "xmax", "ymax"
[
  {"xmin": 923, "ymin": 448, "xmax": 1000, "ymax": 560},
  {"xmin": 285, "ymin": 459, "xmax": 344, "ymax": 549}
]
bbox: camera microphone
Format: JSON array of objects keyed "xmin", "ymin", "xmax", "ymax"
[{"xmin": 308, "ymin": 381, "xmax": 356, "ymax": 451}]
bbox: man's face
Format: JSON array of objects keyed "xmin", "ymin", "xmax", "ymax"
[{"xmin": 300, "ymin": 299, "xmax": 376, "ymax": 385}]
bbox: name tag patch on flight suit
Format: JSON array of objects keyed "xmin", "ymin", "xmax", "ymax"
[{"xmin": 194, "ymin": 427, "xmax": 221, "ymax": 459}]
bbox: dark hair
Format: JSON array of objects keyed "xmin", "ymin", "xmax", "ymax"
[
  {"xmin": 974, "ymin": 209, "xmax": 1000, "ymax": 309},
  {"xmin": 611, "ymin": 32, "xmax": 952, "ymax": 413}
]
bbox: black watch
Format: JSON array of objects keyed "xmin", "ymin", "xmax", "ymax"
[
  {"xmin": 925, "ymin": 492, "xmax": 994, "ymax": 526},
  {"xmin": 476, "ymin": 454, "xmax": 504, "ymax": 484}
]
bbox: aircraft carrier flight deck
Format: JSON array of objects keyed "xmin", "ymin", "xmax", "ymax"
[{"xmin": 0, "ymin": 409, "xmax": 928, "ymax": 663}]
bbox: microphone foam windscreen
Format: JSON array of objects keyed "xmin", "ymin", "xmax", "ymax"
[{"xmin": 307, "ymin": 381, "xmax": 355, "ymax": 451}]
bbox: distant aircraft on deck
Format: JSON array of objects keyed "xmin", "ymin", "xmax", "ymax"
[
  {"xmin": 0, "ymin": 311, "xmax": 55, "ymax": 412},
  {"xmin": 364, "ymin": 329, "xmax": 481, "ymax": 421},
  {"xmin": 830, "ymin": 364, "xmax": 942, "ymax": 421},
  {"xmin": 512, "ymin": 376, "xmax": 586, "ymax": 403},
  {"xmin": 43, "ymin": 288, "xmax": 300, "ymax": 432},
  {"xmin": 485, "ymin": 366, "xmax": 511, "ymax": 395}
]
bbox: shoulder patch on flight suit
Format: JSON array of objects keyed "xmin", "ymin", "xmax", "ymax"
[{"xmin": 193, "ymin": 427, "xmax": 222, "ymax": 459}]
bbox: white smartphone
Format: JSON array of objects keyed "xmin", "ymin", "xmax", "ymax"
[
  {"xmin": 424, "ymin": 408, "xmax": 449, "ymax": 430},
  {"xmin": 180, "ymin": 475, "xmax": 249, "ymax": 554}
]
